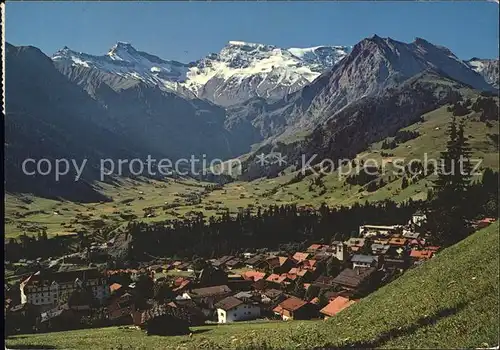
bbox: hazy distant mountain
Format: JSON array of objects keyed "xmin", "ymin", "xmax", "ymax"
[
  {"xmin": 5, "ymin": 43, "xmax": 139, "ymax": 201},
  {"xmin": 5, "ymin": 43, "xmax": 254, "ymax": 200}
]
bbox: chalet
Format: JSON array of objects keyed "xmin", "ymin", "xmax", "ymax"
[
  {"xmin": 227, "ymin": 279, "xmax": 253, "ymax": 292},
  {"xmin": 410, "ymin": 249, "xmax": 434, "ymax": 261},
  {"xmin": 107, "ymin": 292, "xmax": 135, "ymax": 324},
  {"xmin": 244, "ymin": 255, "xmax": 265, "ymax": 269},
  {"xmin": 180, "ymin": 285, "xmax": 232, "ymax": 317},
  {"xmin": 241, "ymin": 271, "xmax": 266, "ymax": 282},
  {"xmin": 215, "ymin": 296, "xmax": 261, "ymax": 323},
  {"xmin": 407, "ymin": 239, "xmax": 425, "ymax": 249},
  {"xmin": 372, "ymin": 238, "xmax": 390, "ymax": 245},
  {"xmin": 332, "ymin": 267, "xmax": 377, "ymax": 293},
  {"xmin": 292, "ymin": 252, "xmax": 310, "ymax": 263},
  {"xmin": 300, "ymin": 259, "xmax": 318, "ymax": 272},
  {"xmin": 106, "ymin": 269, "xmax": 139, "ymax": 279},
  {"xmin": 311, "ymin": 252, "xmax": 331, "ymax": 263},
  {"xmin": 197, "ymin": 266, "xmax": 228, "ymax": 287},
  {"xmin": 319, "ymin": 296, "xmax": 357, "ymax": 319},
  {"xmin": 212, "ymin": 256, "xmax": 234, "ymax": 269},
  {"xmin": 388, "ymin": 237, "xmax": 408, "ymax": 247},
  {"xmin": 345, "ymin": 238, "xmax": 366, "ymax": 253},
  {"xmin": 402, "ymin": 230, "xmax": 421, "ymax": 239},
  {"xmin": 265, "ymin": 256, "xmax": 296, "ymax": 274},
  {"xmin": 306, "ymin": 244, "xmax": 324, "ymax": 253},
  {"xmin": 176, "ymin": 262, "xmax": 192, "ymax": 271},
  {"xmin": 20, "ymin": 269, "xmax": 109, "ymax": 309},
  {"xmin": 383, "ymin": 258, "xmax": 409, "ymax": 271},
  {"xmin": 260, "ymin": 289, "xmax": 285, "ymax": 307},
  {"xmin": 181, "ymin": 285, "xmax": 232, "ymax": 302},
  {"xmin": 351, "ymin": 255, "xmax": 380, "ymax": 269},
  {"xmin": 287, "ymin": 268, "xmax": 313, "ymax": 281},
  {"xmin": 225, "ymin": 258, "xmax": 243, "ymax": 270},
  {"xmin": 371, "ymin": 243, "xmax": 391, "ymax": 255},
  {"xmin": 312, "ymin": 275, "xmax": 336, "ymax": 289},
  {"xmin": 309, "ymin": 297, "xmax": 320, "ymax": 305},
  {"xmin": 273, "ymin": 297, "xmax": 317, "ymax": 321},
  {"xmin": 266, "ymin": 273, "xmax": 291, "ymax": 286},
  {"xmin": 251, "ymin": 279, "xmax": 268, "ymax": 291}
]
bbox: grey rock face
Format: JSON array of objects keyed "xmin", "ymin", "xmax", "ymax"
[{"xmin": 466, "ymin": 58, "xmax": 499, "ymax": 89}]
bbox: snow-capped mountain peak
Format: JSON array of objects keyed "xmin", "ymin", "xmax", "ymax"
[
  {"xmin": 466, "ymin": 57, "xmax": 499, "ymax": 89},
  {"xmin": 52, "ymin": 42, "xmax": 189, "ymax": 90},
  {"xmin": 184, "ymin": 41, "xmax": 351, "ymax": 105},
  {"xmin": 52, "ymin": 40, "xmax": 351, "ymax": 105}
]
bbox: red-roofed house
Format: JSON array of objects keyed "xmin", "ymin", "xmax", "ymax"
[
  {"xmin": 265, "ymin": 256, "xmax": 296, "ymax": 274},
  {"xmin": 287, "ymin": 268, "xmax": 312, "ymax": 282},
  {"xmin": 306, "ymin": 244, "xmax": 324, "ymax": 253},
  {"xmin": 293, "ymin": 252, "xmax": 310, "ymax": 263},
  {"xmin": 426, "ymin": 246, "xmax": 440, "ymax": 252},
  {"xmin": 301, "ymin": 259, "xmax": 317, "ymax": 271},
  {"xmin": 242, "ymin": 271, "xmax": 266, "ymax": 282},
  {"xmin": 319, "ymin": 296, "xmax": 357, "ymax": 319},
  {"xmin": 410, "ymin": 250, "xmax": 434, "ymax": 260},
  {"xmin": 110, "ymin": 283, "xmax": 123, "ymax": 294},
  {"xmin": 477, "ymin": 217, "xmax": 496, "ymax": 228},
  {"xmin": 273, "ymin": 296, "xmax": 317, "ymax": 320},
  {"xmin": 310, "ymin": 297, "xmax": 320, "ymax": 305},
  {"xmin": 266, "ymin": 273, "xmax": 291, "ymax": 286},
  {"xmin": 172, "ymin": 280, "xmax": 191, "ymax": 292},
  {"xmin": 388, "ymin": 237, "xmax": 407, "ymax": 246}
]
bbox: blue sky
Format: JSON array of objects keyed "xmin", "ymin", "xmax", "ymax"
[{"xmin": 7, "ymin": 2, "xmax": 499, "ymax": 62}]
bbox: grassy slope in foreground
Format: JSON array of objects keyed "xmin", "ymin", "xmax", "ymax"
[{"xmin": 6, "ymin": 222, "xmax": 499, "ymax": 349}]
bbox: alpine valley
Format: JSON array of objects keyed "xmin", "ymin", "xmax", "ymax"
[{"xmin": 5, "ymin": 35, "xmax": 498, "ymax": 204}]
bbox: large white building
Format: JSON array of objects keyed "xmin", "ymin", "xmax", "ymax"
[
  {"xmin": 215, "ymin": 296, "xmax": 261, "ymax": 323},
  {"xmin": 20, "ymin": 269, "xmax": 109, "ymax": 308},
  {"xmin": 359, "ymin": 225, "xmax": 402, "ymax": 238}
]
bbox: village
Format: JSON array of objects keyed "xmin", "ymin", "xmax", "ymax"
[{"xmin": 5, "ymin": 213, "xmax": 497, "ymax": 336}]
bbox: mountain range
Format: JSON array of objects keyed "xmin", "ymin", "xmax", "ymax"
[
  {"xmin": 53, "ymin": 41, "xmax": 351, "ymax": 106},
  {"xmin": 5, "ymin": 35, "xmax": 499, "ymax": 199}
]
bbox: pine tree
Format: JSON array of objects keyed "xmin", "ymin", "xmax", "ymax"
[
  {"xmin": 427, "ymin": 118, "xmax": 473, "ymax": 245},
  {"xmin": 293, "ymin": 277, "xmax": 306, "ymax": 299},
  {"xmin": 326, "ymin": 256, "xmax": 341, "ymax": 277},
  {"xmin": 401, "ymin": 177, "xmax": 409, "ymax": 189}
]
